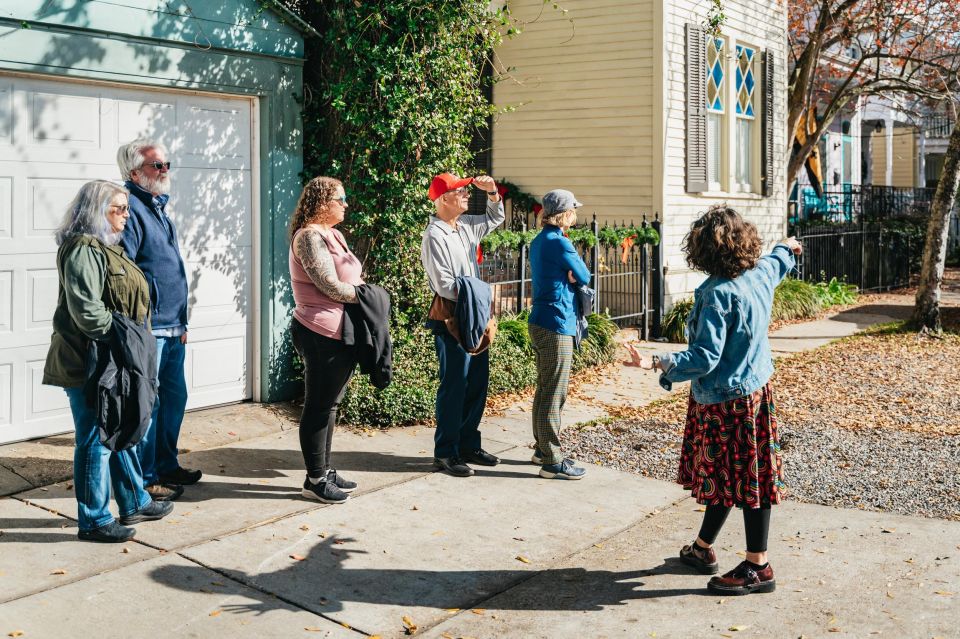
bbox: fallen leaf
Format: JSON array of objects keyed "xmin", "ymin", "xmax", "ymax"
[
  {"xmin": 304, "ymin": 628, "xmax": 325, "ymax": 633},
  {"xmin": 411, "ymin": 505, "xmax": 419, "ymax": 511},
  {"xmin": 340, "ymin": 622, "xmax": 351, "ymax": 630},
  {"xmin": 401, "ymin": 615, "xmax": 418, "ymax": 635},
  {"xmin": 209, "ymin": 610, "xmax": 222, "ymax": 617},
  {"xmin": 210, "ymin": 581, "xmax": 225, "ymax": 587},
  {"xmin": 471, "ymin": 608, "xmax": 486, "ymax": 615},
  {"xmin": 50, "ymin": 569, "xmax": 67, "ymax": 575},
  {"xmin": 444, "ymin": 608, "xmax": 460, "ymax": 613},
  {"xmin": 881, "ymin": 528, "xmax": 896, "ymax": 533},
  {"xmin": 728, "ymin": 625, "xmax": 749, "ymax": 632},
  {"xmin": 8, "ymin": 632, "xmax": 24, "ymax": 638},
  {"xmin": 513, "ymin": 537, "xmax": 525, "ymax": 542},
  {"xmin": 695, "ymin": 506, "xmax": 706, "ymax": 512},
  {"xmin": 828, "ymin": 629, "xmax": 841, "ymax": 633},
  {"xmin": 516, "ymin": 555, "xmax": 531, "ymax": 564},
  {"xmin": 300, "ymin": 525, "xmax": 310, "ymax": 531},
  {"xmin": 934, "ymin": 590, "xmax": 954, "ymax": 596},
  {"xmin": 121, "ymin": 547, "xmax": 130, "ymax": 554},
  {"xmin": 290, "ymin": 554, "xmax": 306, "ymax": 561},
  {"xmin": 227, "ymin": 431, "xmax": 237, "ymax": 436},
  {"xmin": 593, "ymin": 543, "xmax": 604, "ymax": 549}
]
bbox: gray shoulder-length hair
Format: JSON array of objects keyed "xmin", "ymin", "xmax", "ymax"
[
  {"xmin": 54, "ymin": 180, "xmax": 127, "ymax": 247},
  {"xmin": 117, "ymin": 138, "xmax": 167, "ymax": 181}
]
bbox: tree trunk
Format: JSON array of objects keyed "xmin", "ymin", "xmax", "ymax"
[{"xmin": 912, "ymin": 118, "xmax": 960, "ymax": 332}]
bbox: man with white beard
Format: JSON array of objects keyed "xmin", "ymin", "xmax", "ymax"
[{"xmin": 116, "ymin": 139, "xmax": 201, "ymax": 502}]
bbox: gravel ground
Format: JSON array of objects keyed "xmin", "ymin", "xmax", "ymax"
[
  {"xmin": 565, "ymin": 419, "xmax": 960, "ymax": 521},
  {"xmin": 565, "ymin": 325, "xmax": 960, "ymax": 521}
]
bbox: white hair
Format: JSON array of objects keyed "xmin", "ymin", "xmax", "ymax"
[
  {"xmin": 55, "ymin": 180, "xmax": 127, "ymax": 246},
  {"xmin": 116, "ymin": 138, "xmax": 167, "ymax": 181}
]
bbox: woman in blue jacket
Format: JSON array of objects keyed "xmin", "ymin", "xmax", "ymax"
[
  {"xmin": 528, "ymin": 189, "xmax": 591, "ymax": 480},
  {"xmin": 626, "ymin": 205, "xmax": 801, "ymax": 596}
]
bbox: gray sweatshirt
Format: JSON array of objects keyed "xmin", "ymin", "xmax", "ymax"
[{"xmin": 420, "ymin": 198, "xmax": 505, "ymax": 300}]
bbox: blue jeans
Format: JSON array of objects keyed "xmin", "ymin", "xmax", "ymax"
[
  {"xmin": 138, "ymin": 335, "xmax": 188, "ymax": 485},
  {"xmin": 433, "ymin": 331, "xmax": 489, "ymax": 458},
  {"xmin": 65, "ymin": 387, "xmax": 150, "ymax": 531}
]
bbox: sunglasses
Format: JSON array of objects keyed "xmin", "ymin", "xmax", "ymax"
[
  {"xmin": 141, "ymin": 161, "xmax": 171, "ymax": 171},
  {"xmin": 449, "ymin": 187, "xmax": 470, "ymax": 196},
  {"xmin": 109, "ymin": 204, "xmax": 129, "ymax": 212},
  {"xmin": 331, "ymin": 196, "xmax": 348, "ymax": 204}
]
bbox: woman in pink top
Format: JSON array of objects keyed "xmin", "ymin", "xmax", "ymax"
[{"xmin": 289, "ymin": 176, "xmax": 363, "ymax": 504}]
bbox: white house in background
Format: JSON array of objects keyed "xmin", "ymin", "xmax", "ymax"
[{"xmin": 492, "ymin": 0, "xmax": 788, "ymax": 302}]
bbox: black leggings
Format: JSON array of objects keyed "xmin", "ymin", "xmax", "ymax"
[
  {"xmin": 697, "ymin": 504, "xmax": 771, "ymax": 553},
  {"xmin": 291, "ymin": 319, "xmax": 357, "ymax": 477}
]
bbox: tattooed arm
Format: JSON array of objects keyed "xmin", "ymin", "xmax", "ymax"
[{"xmin": 294, "ymin": 229, "xmax": 358, "ymax": 303}]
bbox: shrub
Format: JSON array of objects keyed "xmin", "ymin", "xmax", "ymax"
[
  {"xmin": 339, "ymin": 311, "xmax": 619, "ymax": 427},
  {"xmin": 771, "ymin": 278, "xmax": 822, "ymax": 322},
  {"xmin": 572, "ymin": 313, "xmax": 619, "ymax": 371},
  {"xmin": 812, "ymin": 276, "xmax": 858, "ymax": 307},
  {"xmin": 661, "ymin": 298, "xmax": 693, "ymax": 343}
]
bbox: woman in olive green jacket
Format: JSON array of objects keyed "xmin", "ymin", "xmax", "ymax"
[{"xmin": 43, "ymin": 180, "xmax": 173, "ymax": 543}]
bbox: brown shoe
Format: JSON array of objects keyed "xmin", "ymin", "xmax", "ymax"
[
  {"xmin": 680, "ymin": 542, "xmax": 719, "ymax": 574},
  {"xmin": 146, "ymin": 483, "xmax": 183, "ymax": 502},
  {"xmin": 708, "ymin": 560, "xmax": 776, "ymax": 595}
]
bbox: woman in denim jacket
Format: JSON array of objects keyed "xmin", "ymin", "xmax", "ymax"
[{"xmin": 626, "ymin": 205, "xmax": 801, "ymax": 596}]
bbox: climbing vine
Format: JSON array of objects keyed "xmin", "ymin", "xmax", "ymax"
[
  {"xmin": 705, "ymin": 0, "xmax": 726, "ymax": 36},
  {"xmin": 297, "ymin": 2, "xmax": 517, "ymax": 326}
]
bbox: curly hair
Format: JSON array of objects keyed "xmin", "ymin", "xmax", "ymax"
[
  {"xmin": 289, "ymin": 176, "xmax": 343, "ymax": 243},
  {"xmin": 682, "ymin": 205, "xmax": 762, "ymax": 279}
]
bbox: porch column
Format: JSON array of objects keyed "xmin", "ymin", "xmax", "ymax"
[
  {"xmin": 917, "ymin": 128, "xmax": 926, "ymax": 188},
  {"xmin": 885, "ymin": 115, "xmax": 894, "ymax": 187}
]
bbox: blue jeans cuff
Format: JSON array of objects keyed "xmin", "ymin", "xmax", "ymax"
[{"xmin": 81, "ymin": 514, "xmax": 115, "ymax": 532}]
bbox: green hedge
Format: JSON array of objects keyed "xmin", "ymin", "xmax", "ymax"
[
  {"xmin": 338, "ymin": 313, "xmax": 619, "ymax": 427},
  {"xmin": 659, "ymin": 277, "xmax": 858, "ymax": 343}
]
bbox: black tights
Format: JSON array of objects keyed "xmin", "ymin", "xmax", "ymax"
[
  {"xmin": 291, "ymin": 319, "xmax": 357, "ymax": 477},
  {"xmin": 697, "ymin": 504, "xmax": 771, "ymax": 553}
]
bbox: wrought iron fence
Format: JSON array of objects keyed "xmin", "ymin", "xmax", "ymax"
[
  {"xmin": 791, "ymin": 184, "xmax": 936, "ymax": 224},
  {"xmin": 478, "ymin": 215, "xmax": 664, "ymax": 338},
  {"xmin": 791, "ymin": 222, "xmax": 917, "ymax": 292}
]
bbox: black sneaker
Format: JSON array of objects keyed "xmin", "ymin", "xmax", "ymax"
[
  {"xmin": 78, "ymin": 521, "xmax": 136, "ymax": 543},
  {"xmin": 460, "ymin": 448, "xmax": 500, "ymax": 467},
  {"xmin": 119, "ymin": 500, "xmax": 174, "ymax": 525},
  {"xmin": 326, "ymin": 469, "xmax": 357, "ymax": 493},
  {"xmin": 302, "ymin": 477, "xmax": 349, "ymax": 504},
  {"xmin": 433, "ymin": 456, "xmax": 474, "ymax": 477},
  {"xmin": 158, "ymin": 466, "xmax": 203, "ymax": 486}
]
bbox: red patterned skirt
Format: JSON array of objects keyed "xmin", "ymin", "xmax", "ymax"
[{"xmin": 677, "ymin": 383, "xmax": 784, "ymax": 508}]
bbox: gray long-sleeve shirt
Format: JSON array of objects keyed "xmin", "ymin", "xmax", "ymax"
[{"xmin": 420, "ymin": 198, "xmax": 505, "ymax": 301}]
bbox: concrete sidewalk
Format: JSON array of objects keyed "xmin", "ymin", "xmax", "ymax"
[{"xmin": 2, "ymin": 298, "xmax": 958, "ymax": 638}]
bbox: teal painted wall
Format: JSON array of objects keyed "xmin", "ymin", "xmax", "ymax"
[{"xmin": 0, "ymin": 0, "xmax": 306, "ymax": 402}]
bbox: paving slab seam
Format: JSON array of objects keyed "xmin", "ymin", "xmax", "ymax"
[
  {"xmin": 413, "ymin": 491, "xmax": 693, "ymax": 637},
  {"xmin": 0, "ymin": 461, "xmax": 34, "ymax": 488},
  {"xmin": 175, "ymin": 551, "xmax": 375, "ymax": 637}
]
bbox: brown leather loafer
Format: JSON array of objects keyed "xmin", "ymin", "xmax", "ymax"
[
  {"xmin": 680, "ymin": 542, "xmax": 719, "ymax": 574},
  {"xmin": 707, "ymin": 560, "xmax": 776, "ymax": 595}
]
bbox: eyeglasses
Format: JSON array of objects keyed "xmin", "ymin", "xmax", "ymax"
[
  {"xmin": 141, "ymin": 161, "xmax": 171, "ymax": 171},
  {"xmin": 331, "ymin": 196, "xmax": 348, "ymax": 204},
  {"xmin": 449, "ymin": 187, "xmax": 470, "ymax": 196},
  {"xmin": 109, "ymin": 204, "xmax": 129, "ymax": 213}
]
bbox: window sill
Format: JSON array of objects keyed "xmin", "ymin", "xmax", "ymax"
[{"xmin": 696, "ymin": 191, "xmax": 764, "ymax": 200}]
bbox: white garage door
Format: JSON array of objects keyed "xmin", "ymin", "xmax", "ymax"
[{"xmin": 0, "ymin": 74, "xmax": 256, "ymax": 444}]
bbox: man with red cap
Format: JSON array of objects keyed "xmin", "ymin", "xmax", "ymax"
[{"xmin": 421, "ymin": 172, "xmax": 504, "ymax": 477}]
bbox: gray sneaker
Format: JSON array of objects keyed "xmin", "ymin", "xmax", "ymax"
[
  {"xmin": 539, "ymin": 459, "xmax": 586, "ymax": 480},
  {"xmin": 302, "ymin": 477, "xmax": 349, "ymax": 504}
]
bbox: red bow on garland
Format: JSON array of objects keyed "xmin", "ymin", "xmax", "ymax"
[{"xmin": 620, "ymin": 234, "xmax": 637, "ymax": 264}]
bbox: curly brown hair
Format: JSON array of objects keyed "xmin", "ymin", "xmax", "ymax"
[
  {"xmin": 682, "ymin": 205, "xmax": 762, "ymax": 279},
  {"xmin": 289, "ymin": 176, "xmax": 343, "ymax": 243}
]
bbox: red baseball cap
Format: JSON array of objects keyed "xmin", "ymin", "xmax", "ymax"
[{"xmin": 429, "ymin": 173, "xmax": 473, "ymax": 201}]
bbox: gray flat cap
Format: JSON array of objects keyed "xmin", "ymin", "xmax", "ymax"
[{"xmin": 541, "ymin": 189, "xmax": 583, "ymax": 216}]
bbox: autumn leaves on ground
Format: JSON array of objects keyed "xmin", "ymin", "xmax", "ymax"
[{"xmin": 566, "ymin": 304, "xmax": 960, "ymax": 521}]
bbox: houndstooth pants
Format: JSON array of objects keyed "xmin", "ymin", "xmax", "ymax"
[{"xmin": 529, "ymin": 323, "xmax": 574, "ymax": 466}]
